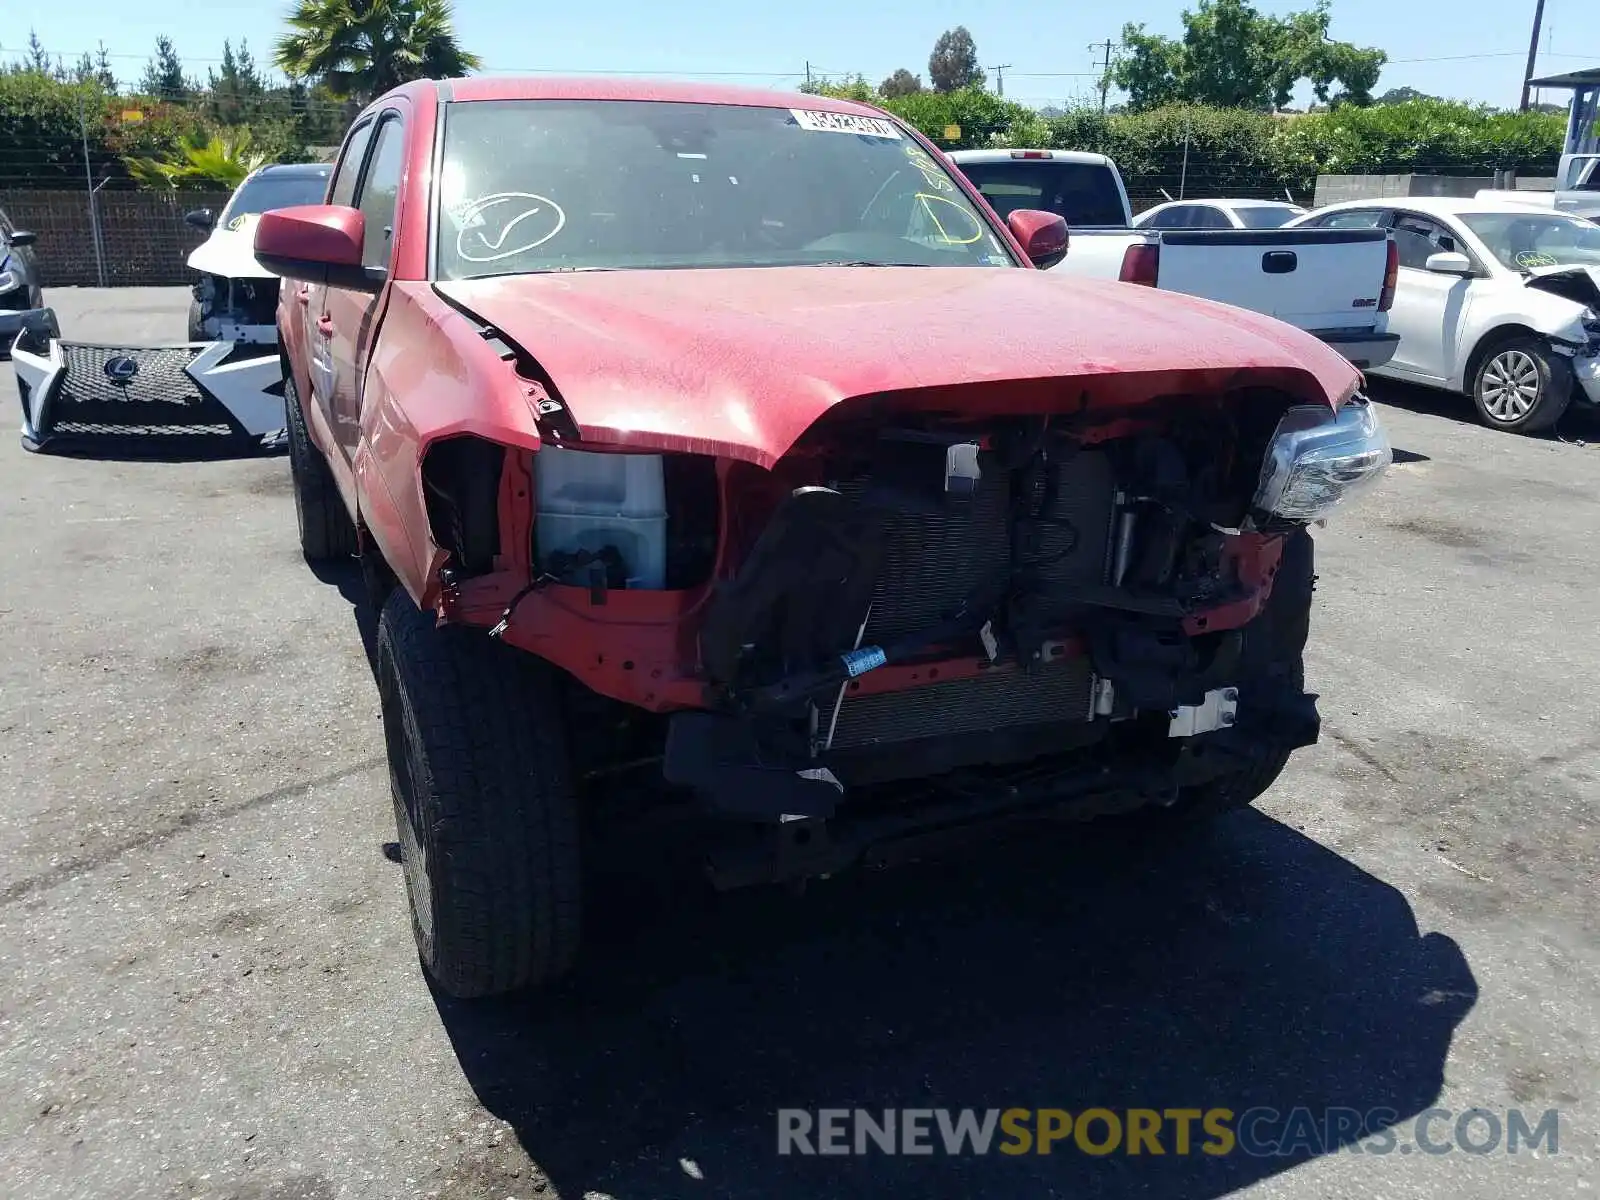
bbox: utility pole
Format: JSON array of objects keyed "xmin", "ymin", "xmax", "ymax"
[
  {"xmin": 1091, "ymin": 39, "xmax": 1115, "ymax": 112},
  {"xmin": 805, "ymin": 61, "xmax": 812, "ymax": 90},
  {"xmin": 1518, "ymin": 0, "xmax": 1547, "ymax": 111},
  {"xmin": 990, "ymin": 64, "xmax": 1012, "ymax": 97}
]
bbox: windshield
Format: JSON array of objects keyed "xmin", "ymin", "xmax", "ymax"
[
  {"xmin": 434, "ymin": 100, "xmax": 1016, "ymax": 279},
  {"xmin": 1458, "ymin": 211, "xmax": 1600, "ymax": 272},
  {"xmin": 1235, "ymin": 204, "xmax": 1304, "ymax": 229},
  {"xmin": 221, "ymin": 170, "xmax": 331, "ymax": 224}
]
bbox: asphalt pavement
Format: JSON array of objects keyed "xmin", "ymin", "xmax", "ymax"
[{"xmin": 0, "ymin": 288, "xmax": 1595, "ymax": 1199}]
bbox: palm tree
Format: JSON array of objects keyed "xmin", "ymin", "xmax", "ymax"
[
  {"xmin": 273, "ymin": 0, "xmax": 481, "ymax": 103},
  {"xmin": 124, "ymin": 127, "xmax": 270, "ymax": 190}
]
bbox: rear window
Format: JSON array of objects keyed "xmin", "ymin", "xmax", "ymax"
[
  {"xmin": 1234, "ymin": 204, "xmax": 1304, "ymax": 229},
  {"xmin": 955, "ymin": 161, "xmax": 1128, "ymax": 228},
  {"xmin": 221, "ymin": 170, "xmax": 332, "ymax": 224}
]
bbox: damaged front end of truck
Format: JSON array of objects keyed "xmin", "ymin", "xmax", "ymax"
[{"xmin": 402, "ymin": 331, "xmax": 1391, "ymax": 886}]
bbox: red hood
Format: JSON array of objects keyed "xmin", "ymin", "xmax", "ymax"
[{"xmin": 434, "ymin": 267, "xmax": 1360, "ymax": 468}]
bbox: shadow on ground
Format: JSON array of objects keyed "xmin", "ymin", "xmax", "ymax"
[
  {"xmin": 301, "ymin": 541, "xmax": 1478, "ymax": 1199},
  {"xmin": 430, "ymin": 809, "xmax": 1477, "ymax": 1199}
]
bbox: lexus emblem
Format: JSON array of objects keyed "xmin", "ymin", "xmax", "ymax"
[{"xmin": 104, "ymin": 355, "xmax": 139, "ymax": 383}]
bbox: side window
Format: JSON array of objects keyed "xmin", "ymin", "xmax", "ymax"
[
  {"xmin": 1391, "ymin": 214, "xmax": 1452, "ymax": 270},
  {"xmin": 356, "ymin": 115, "xmax": 405, "ymax": 270},
  {"xmin": 1317, "ymin": 209, "xmax": 1386, "ymax": 230},
  {"xmin": 1192, "ymin": 206, "xmax": 1232, "ymax": 229},
  {"xmin": 330, "ymin": 121, "xmax": 375, "ymax": 208}
]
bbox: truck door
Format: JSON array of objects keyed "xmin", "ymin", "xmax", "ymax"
[
  {"xmin": 323, "ymin": 108, "xmax": 405, "ymax": 464},
  {"xmin": 305, "ymin": 118, "xmax": 375, "ymax": 446}
]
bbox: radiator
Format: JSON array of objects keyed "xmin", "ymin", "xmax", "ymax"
[{"xmin": 830, "ymin": 448, "xmax": 1116, "ymax": 750}]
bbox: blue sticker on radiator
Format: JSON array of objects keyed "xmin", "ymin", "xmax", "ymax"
[{"xmin": 841, "ymin": 646, "xmax": 887, "ymax": 677}]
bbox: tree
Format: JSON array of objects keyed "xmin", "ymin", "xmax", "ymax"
[
  {"xmin": 929, "ymin": 27, "xmax": 985, "ymax": 93},
  {"xmin": 274, "ymin": 0, "xmax": 481, "ymax": 103},
  {"xmin": 72, "ymin": 43, "xmax": 118, "ymax": 91},
  {"xmin": 1111, "ymin": 0, "xmax": 1385, "ymax": 111},
  {"xmin": 207, "ymin": 39, "xmax": 267, "ymax": 125},
  {"xmin": 25, "ymin": 30, "xmax": 50, "ymax": 73},
  {"xmin": 140, "ymin": 35, "xmax": 191, "ymax": 100},
  {"xmin": 879, "ymin": 68, "xmax": 923, "ymax": 99},
  {"xmin": 1376, "ymin": 86, "xmax": 1438, "ymax": 105},
  {"xmin": 125, "ymin": 126, "xmax": 270, "ymax": 190}
]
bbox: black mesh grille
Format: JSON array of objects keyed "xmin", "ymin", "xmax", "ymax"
[
  {"xmin": 839, "ymin": 450, "xmax": 1116, "ymax": 643},
  {"xmin": 40, "ymin": 344, "xmax": 244, "ymax": 440},
  {"xmin": 830, "ymin": 660, "xmax": 1096, "ymax": 750},
  {"xmin": 827, "ymin": 449, "xmax": 1116, "ymax": 749}
]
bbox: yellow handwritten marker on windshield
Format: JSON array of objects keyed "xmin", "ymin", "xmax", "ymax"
[{"xmin": 917, "ymin": 193, "xmax": 984, "ymax": 245}]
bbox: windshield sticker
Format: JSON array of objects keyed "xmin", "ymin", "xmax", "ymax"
[
  {"xmin": 452, "ymin": 192, "xmax": 567, "ymax": 263},
  {"xmin": 1514, "ymin": 250, "xmax": 1559, "ymax": 269},
  {"xmin": 790, "ymin": 109, "xmax": 901, "ymax": 139}
]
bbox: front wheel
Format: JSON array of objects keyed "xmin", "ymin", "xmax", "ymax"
[
  {"xmin": 1157, "ymin": 527, "xmax": 1315, "ymax": 824},
  {"xmin": 377, "ymin": 589, "xmax": 583, "ymax": 998},
  {"xmin": 1471, "ymin": 336, "xmax": 1573, "ymax": 434}
]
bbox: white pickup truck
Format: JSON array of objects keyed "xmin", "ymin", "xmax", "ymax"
[{"xmin": 948, "ymin": 149, "xmax": 1401, "ymax": 371}]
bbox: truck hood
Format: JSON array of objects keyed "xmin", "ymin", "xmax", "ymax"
[
  {"xmin": 187, "ymin": 214, "xmax": 278, "ymax": 279},
  {"xmin": 433, "ymin": 267, "xmax": 1360, "ymax": 468},
  {"xmin": 1523, "ymin": 263, "xmax": 1600, "ymax": 308}
]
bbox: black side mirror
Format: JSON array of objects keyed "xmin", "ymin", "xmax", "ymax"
[
  {"xmin": 5, "ymin": 230, "xmax": 36, "ymax": 248},
  {"xmin": 184, "ymin": 209, "xmax": 214, "ymax": 233}
]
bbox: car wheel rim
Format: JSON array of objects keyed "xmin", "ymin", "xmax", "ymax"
[{"xmin": 1480, "ymin": 351, "xmax": 1541, "ymax": 422}]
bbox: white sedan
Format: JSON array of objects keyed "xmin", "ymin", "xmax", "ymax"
[
  {"xmin": 1288, "ymin": 197, "xmax": 1600, "ymax": 434},
  {"xmin": 1133, "ymin": 198, "xmax": 1308, "ymax": 230}
]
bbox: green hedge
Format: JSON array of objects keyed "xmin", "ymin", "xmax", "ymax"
[{"xmin": 807, "ymin": 83, "xmax": 1568, "ymax": 209}]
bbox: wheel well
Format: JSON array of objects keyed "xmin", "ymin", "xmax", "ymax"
[{"xmin": 1463, "ymin": 324, "xmax": 1541, "ymax": 390}]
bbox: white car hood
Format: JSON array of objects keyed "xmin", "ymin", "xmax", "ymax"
[
  {"xmin": 1522, "ymin": 263, "xmax": 1600, "ymax": 309},
  {"xmin": 186, "ymin": 213, "xmax": 277, "ymax": 279}
]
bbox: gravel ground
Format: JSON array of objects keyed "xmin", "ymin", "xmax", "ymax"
[{"xmin": 0, "ymin": 287, "xmax": 1595, "ymax": 1200}]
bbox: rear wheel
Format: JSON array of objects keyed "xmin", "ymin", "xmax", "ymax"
[
  {"xmin": 186, "ymin": 299, "xmax": 206, "ymax": 342},
  {"xmin": 377, "ymin": 588, "xmax": 582, "ymax": 998},
  {"xmin": 284, "ymin": 372, "xmax": 357, "ymax": 563},
  {"xmin": 1471, "ymin": 336, "xmax": 1572, "ymax": 434}
]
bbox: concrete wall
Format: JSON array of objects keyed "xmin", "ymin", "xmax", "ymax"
[
  {"xmin": 1313, "ymin": 173, "xmax": 1559, "ymax": 208},
  {"xmin": 0, "ymin": 189, "xmax": 232, "ymax": 287}
]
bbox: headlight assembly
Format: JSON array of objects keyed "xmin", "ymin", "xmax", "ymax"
[{"xmin": 1251, "ymin": 396, "xmax": 1392, "ymax": 526}]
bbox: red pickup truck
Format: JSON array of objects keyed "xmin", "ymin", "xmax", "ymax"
[{"xmin": 259, "ymin": 77, "xmax": 1392, "ymax": 999}]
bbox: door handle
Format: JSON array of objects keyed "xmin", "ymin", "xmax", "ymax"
[
  {"xmin": 316, "ymin": 315, "xmax": 334, "ymax": 337},
  {"xmin": 295, "ymin": 285, "xmax": 311, "ymax": 307}
]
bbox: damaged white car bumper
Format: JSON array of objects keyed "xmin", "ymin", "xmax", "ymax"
[{"xmin": 12, "ymin": 332, "xmax": 285, "ymax": 453}]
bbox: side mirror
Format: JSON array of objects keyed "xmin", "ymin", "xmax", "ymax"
[
  {"xmin": 254, "ymin": 205, "xmax": 379, "ymax": 291},
  {"xmin": 1425, "ymin": 251, "xmax": 1473, "ymax": 276},
  {"xmin": 6, "ymin": 230, "xmax": 37, "ymax": 248},
  {"xmin": 1006, "ymin": 208, "xmax": 1069, "ymax": 270},
  {"xmin": 184, "ymin": 208, "xmax": 215, "ymax": 233}
]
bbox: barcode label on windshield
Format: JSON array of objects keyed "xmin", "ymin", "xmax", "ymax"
[{"xmin": 790, "ymin": 109, "xmax": 901, "ymax": 138}]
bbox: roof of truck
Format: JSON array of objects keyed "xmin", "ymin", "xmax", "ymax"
[{"xmin": 400, "ymin": 75, "xmax": 890, "ymax": 116}]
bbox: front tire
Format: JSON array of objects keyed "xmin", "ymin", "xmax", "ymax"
[
  {"xmin": 1160, "ymin": 527, "xmax": 1315, "ymax": 823},
  {"xmin": 186, "ymin": 298, "xmax": 206, "ymax": 342},
  {"xmin": 377, "ymin": 589, "xmax": 582, "ymax": 998},
  {"xmin": 1471, "ymin": 336, "xmax": 1572, "ymax": 434},
  {"xmin": 284, "ymin": 372, "xmax": 357, "ymax": 563}
]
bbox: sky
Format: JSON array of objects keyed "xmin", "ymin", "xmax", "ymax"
[{"xmin": 4, "ymin": 0, "xmax": 1598, "ymax": 112}]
